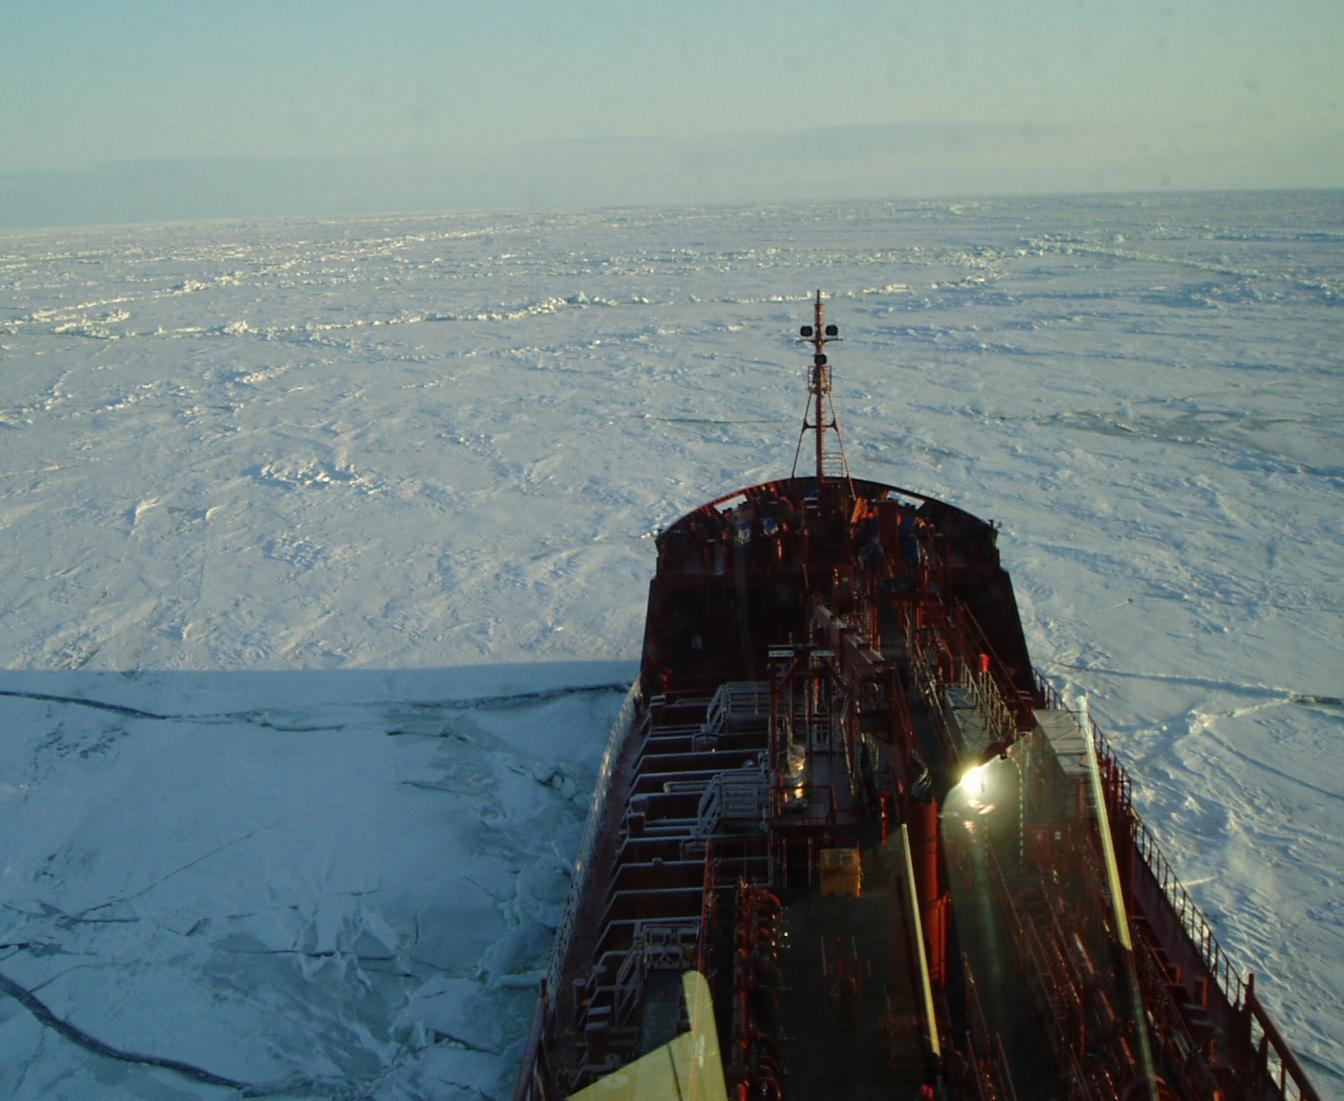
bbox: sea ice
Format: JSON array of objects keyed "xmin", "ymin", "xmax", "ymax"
[{"xmin": 0, "ymin": 192, "xmax": 1339, "ymax": 1096}]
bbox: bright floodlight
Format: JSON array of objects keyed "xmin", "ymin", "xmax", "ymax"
[{"xmin": 960, "ymin": 763, "xmax": 989, "ymax": 798}]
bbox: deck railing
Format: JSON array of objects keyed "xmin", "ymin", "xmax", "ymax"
[
  {"xmin": 1033, "ymin": 670, "xmax": 1321, "ymax": 1101},
  {"xmin": 1035, "ymin": 671, "xmax": 1249, "ymax": 1014},
  {"xmin": 545, "ymin": 681, "xmax": 642, "ymax": 1001}
]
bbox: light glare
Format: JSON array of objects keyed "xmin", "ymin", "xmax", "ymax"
[{"xmin": 961, "ymin": 763, "xmax": 989, "ymax": 798}]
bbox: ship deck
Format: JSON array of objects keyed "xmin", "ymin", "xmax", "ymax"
[
  {"xmin": 773, "ymin": 842, "xmax": 926, "ymax": 1099},
  {"xmin": 517, "ymin": 457, "xmax": 1322, "ymax": 1100}
]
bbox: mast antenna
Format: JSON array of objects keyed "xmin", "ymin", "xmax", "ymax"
[{"xmin": 791, "ymin": 290, "xmax": 855, "ymax": 495}]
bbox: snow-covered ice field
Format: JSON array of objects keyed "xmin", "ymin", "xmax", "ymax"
[{"xmin": 1, "ymin": 192, "xmax": 1340, "ymax": 1098}]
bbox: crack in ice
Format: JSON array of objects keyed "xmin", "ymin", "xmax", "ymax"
[{"xmin": 0, "ymin": 970, "xmax": 252, "ymax": 1091}]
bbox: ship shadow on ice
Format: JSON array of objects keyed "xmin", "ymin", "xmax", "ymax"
[{"xmin": 0, "ymin": 662, "xmax": 635, "ymax": 1099}]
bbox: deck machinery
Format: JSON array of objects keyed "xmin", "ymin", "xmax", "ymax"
[{"xmin": 514, "ymin": 294, "xmax": 1319, "ymax": 1101}]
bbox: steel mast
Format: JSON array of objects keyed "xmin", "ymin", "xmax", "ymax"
[{"xmin": 791, "ymin": 289, "xmax": 853, "ymax": 493}]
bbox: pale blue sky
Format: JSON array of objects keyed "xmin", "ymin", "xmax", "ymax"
[{"xmin": 3, "ymin": 0, "xmax": 1341, "ymax": 226}]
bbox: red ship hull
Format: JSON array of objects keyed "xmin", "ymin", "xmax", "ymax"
[{"xmin": 514, "ymin": 300, "xmax": 1318, "ymax": 1101}]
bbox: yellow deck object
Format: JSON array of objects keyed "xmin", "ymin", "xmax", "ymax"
[
  {"xmin": 819, "ymin": 846, "xmax": 862, "ymax": 898},
  {"xmin": 570, "ymin": 970, "xmax": 728, "ymax": 1100}
]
